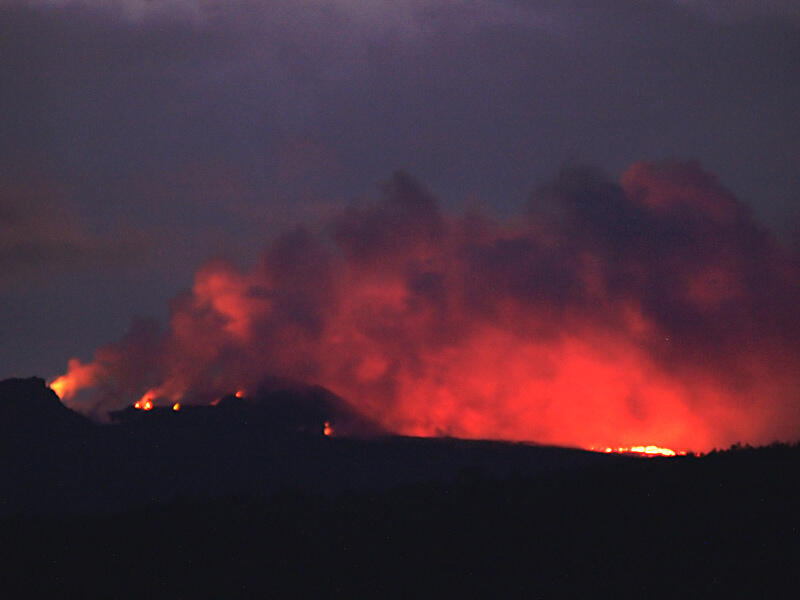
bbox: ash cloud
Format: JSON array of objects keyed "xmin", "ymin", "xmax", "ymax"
[
  {"xmin": 55, "ymin": 162, "xmax": 800, "ymax": 451},
  {"xmin": 6, "ymin": 0, "xmax": 800, "ymax": 445}
]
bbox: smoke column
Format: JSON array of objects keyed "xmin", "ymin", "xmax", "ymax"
[{"xmin": 52, "ymin": 161, "xmax": 800, "ymax": 451}]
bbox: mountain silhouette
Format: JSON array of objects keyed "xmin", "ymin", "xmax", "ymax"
[
  {"xmin": 0, "ymin": 375, "xmax": 624, "ymax": 515},
  {"xmin": 1, "ymin": 378, "xmax": 797, "ymax": 597},
  {"xmin": 0, "ymin": 376, "xmax": 91, "ymax": 440},
  {"xmin": 107, "ymin": 378, "xmax": 383, "ymax": 436}
]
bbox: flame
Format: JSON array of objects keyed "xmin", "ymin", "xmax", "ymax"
[
  {"xmin": 131, "ymin": 397, "xmax": 156, "ymax": 411},
  {"xmin": 134, "ymin": 388, "xmax": 157, "ymax": 410},
  {"xmin": 323, "ymin": 421, "xmax": 333, "ymax": 436},
  {"xmin": 172, "ymin": 402, "xmax": 181, "ymax": 411}
]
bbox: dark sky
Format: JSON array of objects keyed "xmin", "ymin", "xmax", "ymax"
[{"xmin": 2, "ymin": 0, "xmax": 799, "ymax": 384}]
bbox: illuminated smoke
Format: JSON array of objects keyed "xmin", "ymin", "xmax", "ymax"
[{"xmin": 51, "ymin": 162, "xmax": 800, "ymax": 451}]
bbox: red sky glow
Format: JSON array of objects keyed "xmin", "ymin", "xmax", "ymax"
[{"xmin": 51, "ymin": 161, "xmax": 800, "ymax": 452}]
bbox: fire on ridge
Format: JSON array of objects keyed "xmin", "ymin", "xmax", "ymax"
[
  {"xmin": 93, "ymin": 387, "xmax": 342, "ymax": 438},
  {"xmin": 47, "ymin": 378, "xmax": 690, "ymax": 452}
]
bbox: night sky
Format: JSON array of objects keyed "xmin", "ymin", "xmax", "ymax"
[{"xmin": 3, "ymin": 1, "xmax": 799, "ymax": 450}]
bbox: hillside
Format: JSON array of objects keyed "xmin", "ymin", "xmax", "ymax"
[
  {"xmin": 2, "ymin": 444, "xmax": 798, "ymax": 597},
  {"xmin": 1, "ymin": 377, "xmax": 797, "ymax": 596},
  {"xmin": 0, "ymin": 376, "xmax": 623, "ymax": 515}
]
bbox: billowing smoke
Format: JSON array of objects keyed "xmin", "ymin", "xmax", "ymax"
[{"xmin": 52, "ymin": 161, "xmax": 800, "ymax": 451}]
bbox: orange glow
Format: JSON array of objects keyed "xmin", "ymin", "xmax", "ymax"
[
  {"xmin": 172, "ymin": 402, "xmax": 181, "ymax": 411},
  {"xmin": 48, "ymin": 358, "xmax": 101, "ymax": 402},
  {"xmin": 49, "ymin": 377, "xmax": 69, "ymax": 400},
  {"xmin": 323, "ymin": 421, "xmax": 333, "ymax": 436},
  {"xmin": 142, "ymin": 399, "xmax": 153, "ymax": 411},
  {"xmin": 211, "ymin": 389, "xmax": 245, "ymax": 406},
  {"xmin": 133, "ymin": 401, "xmax": 142, "ymax": 409}
]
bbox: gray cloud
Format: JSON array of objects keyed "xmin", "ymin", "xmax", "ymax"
[
  {"xmin": 22, "ymin": 1, "xmax": 558, "ymax": 31},
  {"xmin": 672, "ymin": 0, "xmax": 800, "ymax": 21},
  {"xmin": 0, "ymin": 169, "xmax": 140, "ymax": 286}
]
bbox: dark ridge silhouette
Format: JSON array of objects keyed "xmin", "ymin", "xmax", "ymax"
[
  {"xmin": 0, "ymin": 377, "xmax": 798, "ymax": 596},
  {"xmin": 1, "ymin": 376, "xmax": 626, "ymax": 516},
  {"xmin": 1, "ymin": 444, "xmax": 798, "ymax": 597},
  {"xmin": 248, "ymin": 379, "xmax": 385, "ymax": 436},
  {"xmin": 0, "ymin": 376, "xmax": 92, "ymax": 438},
  {"xmin": 108, "ymin": 379, "xmax": 383, "ymax": 436}
]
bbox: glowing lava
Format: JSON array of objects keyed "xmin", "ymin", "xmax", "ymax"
[
  {"xmin": 323, "ymin": 421, "xmax": 333, "ymax": 436},
  {"xmin": 172, "ymin": 402, "xmax": 181, "ymax": 411},
  {"xmin": 594, "ymin": 445, "xmax": 686, "ymax": 457}
]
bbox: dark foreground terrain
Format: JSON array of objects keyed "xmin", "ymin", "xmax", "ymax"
[{"xmin": 1, "ymin": 378, "xmax": 798, "ymax": 597}]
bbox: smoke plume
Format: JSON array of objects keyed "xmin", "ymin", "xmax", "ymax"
[{"xmin": 52, "ymin": 161, "xmax": 800, "ymax": 451}]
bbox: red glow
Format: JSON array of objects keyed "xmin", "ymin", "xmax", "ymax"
[
  {"xmin": 49, "ymin": 163, "xmax": 800, "ymax": 451},
  {"xmin": 172, "ymin": 402, "xmax": 181, "ymax": 411},
  {"xmin": 323, "ymin": 421, "xmax": 333, "ymax": 436}
]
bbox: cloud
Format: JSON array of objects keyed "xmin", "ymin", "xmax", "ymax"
[
  {"xmin": 0, "ymin": 169, "xmax": 140, "ymax": 286},
  {"xmin": 672, "ymin": 0, "xmax": 800, "ymax": 21},
  {"xmin": 25, "ymin": 0, "xmax": 799, "ymax": 30},
  {"xmin": 20, "ymin": 0, "xmax": 558, "ymax": 32},
  {"xmin": 53, "ymin": 162, "xmax": 800, "ymax": 451},
  {"xmin": 7, "ymin": 0, "xmax": 798, "ymax": 432}
]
